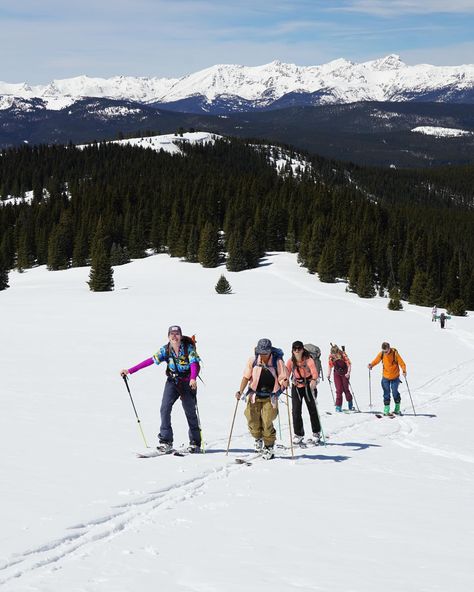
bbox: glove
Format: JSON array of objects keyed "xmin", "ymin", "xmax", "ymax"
[{"xmin": 345, "ymin": 372, "xmax": 350, "ymax": 379}]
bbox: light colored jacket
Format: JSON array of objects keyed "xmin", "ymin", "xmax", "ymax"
[{"xmin": 243, "ymin": 354, "xmax": 288, "ymax": 393}]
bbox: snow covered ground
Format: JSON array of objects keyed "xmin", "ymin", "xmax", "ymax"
[
  {"xmin": 411, "ymin": 126, "xmax": 473, "ymax": 138},
  {"xmin": 1, "ymin": 253, "xmax": 473, "ymax": 592}
]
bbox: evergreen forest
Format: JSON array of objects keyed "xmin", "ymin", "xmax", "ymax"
[{"xmin": 0, "ymin": 138, "xmax": 472, "ymax": 311}]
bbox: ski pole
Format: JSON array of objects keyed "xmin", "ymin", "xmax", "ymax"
[
  {"xmin": 368, "ymin": 368, "xmax": 373, "ymax": 409},
  {"xmin": 285, "ymin": 388, "xmax": 294, "ymax": 459},
  {"xmin": 328, "ymin": 378, "xmax": 335, "ymax": 405},
  {"xmin": 122, "ymin": 375, "xmax": 149, "ymax": 448},
  {"xmin": 305, "ymin": 383, "xmax": 327, "ymax": 447},
  {"xmin": 194, "ymin": 396, "xmax": 205, "ymax": 453},
  {"xmin": 348, "ymin": 379, "xmax": 360, "ymax": 412},
  {"xmin": 277, "ymin": 409, "xmax": 282, "ymax": 440},
  {"xmin": 404, "ymin": 376, "xmax": 417, "ymax": 416},
  {"xmin": 226, "ymin": 397, "xmax": 240, "ymax": 455}
]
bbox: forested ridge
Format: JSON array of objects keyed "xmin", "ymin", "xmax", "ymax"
[{"xmin": 0, "ymin": 138, "xmax": 472, "ymax": 311}]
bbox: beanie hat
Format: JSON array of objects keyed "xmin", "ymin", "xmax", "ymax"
[{"xmin": 292, "ymin": 340, "xmax": 304, "ymax": 350}]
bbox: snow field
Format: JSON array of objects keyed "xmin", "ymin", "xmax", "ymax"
[{"xmin": 0, "ymin": 252, "xmax": 473, "ymax": 591}]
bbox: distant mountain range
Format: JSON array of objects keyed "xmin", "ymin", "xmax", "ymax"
[
  {"xmin": 2, "ymin": 55, "xmax": 474, "ymax": 114},
  {"xmin": 1, "ymin": 56, "xmax": 474, "ymax": 167}
]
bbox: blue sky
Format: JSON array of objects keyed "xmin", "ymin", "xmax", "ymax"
[{"xmin": 1, "ymin": 0, "xmax": 474, "ymax": 83}]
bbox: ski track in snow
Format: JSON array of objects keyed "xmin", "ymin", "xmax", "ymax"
[
  {"xmin": 1, "ymin": 357, "xmax": 473, "ymax": 587},
  {"xmin": 0, "ymin": 457, "xmax": 255, "ymax": 586}
]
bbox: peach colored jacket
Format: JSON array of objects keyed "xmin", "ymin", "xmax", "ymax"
[
  {"xmin": 370, "ymin": 349, "xmax": 406, "ymax": 380},
  {"xmin": 243, "ymin": 355, "xmax": 288, "ymax": 393},
  {"xmin": 286, "ymin": 357, "xmax": 318, "ymax": 384}
]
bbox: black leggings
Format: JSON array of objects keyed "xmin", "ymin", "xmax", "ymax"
[{"xmin": 292, "ymin": 384, "xmax": 321, "ymax": 437}]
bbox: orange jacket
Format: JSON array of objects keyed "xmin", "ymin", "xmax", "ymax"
[{"xmin": 370, "ymin": 348, "xmax": 406, "ymax": 380}]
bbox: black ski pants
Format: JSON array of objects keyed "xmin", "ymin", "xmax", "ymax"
[{"xmin": 291, "ymin": 384, "xmax": 321, "ymax": 437}]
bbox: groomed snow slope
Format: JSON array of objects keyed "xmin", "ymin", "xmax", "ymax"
[{"xmin": 0, "ymin": 253, "xmax": 473, "ymax": 591}]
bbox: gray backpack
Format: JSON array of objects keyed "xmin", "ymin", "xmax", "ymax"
[{"xmin": 304, "ymin": 343, "xmax": 324, "ymax": 381}]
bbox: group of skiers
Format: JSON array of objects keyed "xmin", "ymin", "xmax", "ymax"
[{"xmin": 120, "ymin": 326, "xmax": 408, "ymax": 460}]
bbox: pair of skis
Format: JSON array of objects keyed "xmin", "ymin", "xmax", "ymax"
[{"xmin": 136, "ymin": 447, "xmax": 193, "ymax": 458}]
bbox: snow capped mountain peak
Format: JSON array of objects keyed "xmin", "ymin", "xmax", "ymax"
[
  {"xmin": 369, "ymin": 54, "xmax": 405, "ymax": 71},
  {"xmin": 1, "ymin": 56, "xmax": 474, "ymax": 112}
]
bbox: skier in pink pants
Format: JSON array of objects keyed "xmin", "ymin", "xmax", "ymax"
[{"xmin": 327, "ymin": 345, "xmax": 353, "ymax": 412}]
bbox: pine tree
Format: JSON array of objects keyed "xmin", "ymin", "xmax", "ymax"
[
  {"xmin": 16, "ymin": 228, "xmax": 34, "ymax": 271},
  {"xmin": 305, "ymin": 219, "xmax": 325, "ymax": 274},
  {"xmin": 47, "ymin": 212, "xmax": 73, "ymax": 270},
  {"xmin": 88, "ymin": 221, "xmax": 114, "ymax": 292},
  {"xmin": 128, "ymin": 221, "xmax": 147, "ymax": 259},
  {"xmin": 317, "ymin": 242, "xmax": 337, "ymax": 283},
  {"xmin": 72, "ymin": 225, "xmax": 89, "ymax": 267},
  {"xmin": 447, "ymin": 299, "xmax": 467, "ymax": 317},
  {"xmin": 150, "ymin": 210, "xmax": 163, "ymax": 253},
  {"xmin": 441, "ymin": 258, "xmax": 460, "ymax": 305},
  {"xmin": 110, "ymin": 243, "xmax": 130, "ymax": 266},
  {"xmin": 215, "ymin": 274, "xmax": 232, "ymax": 294},
  {"xmin": 409, "ymin": 271, "xmax": 428, "ymax": 306},
  {"xmin": 357, "ymin": 264, "xmax": 376, "ymax": 298},
  {"xmin": 0, "ymin": 265, "xmax": 9, "ymax": 291},
  {"xmin": 226, "ymin": 234, "xmax": 247, "ymax": 272},
  {"xmin": 347, "ymin": 255, "xmax": 359, "ymax": 293},
  {"xmin": 243, "ymin": 227, "xmax": 260, "ymax": 269},
  {"xmin": 198, "ymin": 222, "xmax": 220, "ymax": 268},
  {"xmin": 186, "ymin": 226, "xmax": 199, "ymax": 263},
  {"xmin": 388, "ymin": 286, "xmax": 403, "ymax": 311}
]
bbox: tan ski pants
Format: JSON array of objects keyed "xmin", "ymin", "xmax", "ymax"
[{"xmin": 244, "ymin": 397, "xmax": 278, "ymax": 446}]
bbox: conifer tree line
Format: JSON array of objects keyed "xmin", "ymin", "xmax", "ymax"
[{"xmin": 0, "ymin": 139, "xmax": 472, "ymax": 311}]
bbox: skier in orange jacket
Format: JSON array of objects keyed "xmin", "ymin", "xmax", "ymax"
[{"xmin": 368, "ymin": 342, "xmax": 407, "ymax": 415}]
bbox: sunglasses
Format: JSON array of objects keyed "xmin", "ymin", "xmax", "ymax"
[{"xmin": 293, "ymin": 346, "xmax": 303, "ymax": 351}]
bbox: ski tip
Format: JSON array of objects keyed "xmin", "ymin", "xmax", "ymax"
[{"xmin": 235, "ymin": 458, "xmax": 252, "ymax": 466}]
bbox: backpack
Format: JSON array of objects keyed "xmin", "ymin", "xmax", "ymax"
[
  {"xmin": 166, "ymin": 335, "xmax": 201, "ymax": 378},
  {"xmin": 304, "ymin": 343, "xmax": 323, "ymax": 381},
  {"xmin": 252, "ymin": 347, "xmax": 284, "ymax": 371}
]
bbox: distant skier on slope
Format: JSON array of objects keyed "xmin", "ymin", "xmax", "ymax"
[
  {"xmin": 368, "ymin": 342, "xmax": 407, "ymax": 416},
  {"xmin": 235, "ymin": 338, "xmax": 288, "ymax": 460},
  {"xmin": 440, "ymin": 311, "xmax": 447, "ymax": 329},
  {"xmin": 327, "ymin": 344, "xmax": 353, "ymax": 412},
  {"xmin": 432, "ymin": 305, "xmax": 438, "ymax": 322},
  {"xmin": 286, "ymin": 340, "xmax": 321, "ymax": 445},
  {"xmin": 120, "ymin": 325, "xmax": 202, "ymax": 453}
]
